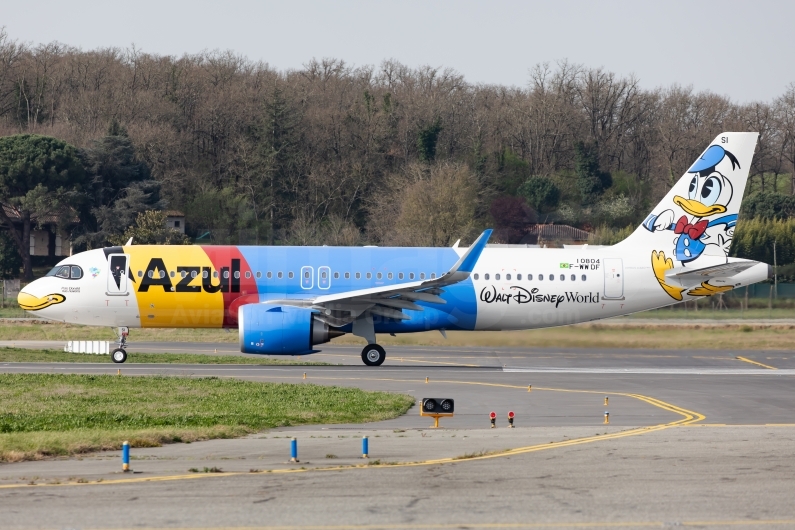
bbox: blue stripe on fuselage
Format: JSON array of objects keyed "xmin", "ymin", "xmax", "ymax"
[{"xmin": 237, "ymin": 246, "xmax": 477, "ymax": 331}]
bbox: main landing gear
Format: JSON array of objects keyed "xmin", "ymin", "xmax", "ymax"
[
  {"xmin": 361, "ymin": 344, "xmax": 386, "ymax": 366},
  {"xmin": 112, "ymin": 326, "xmax": 129, "ymax": 364}
]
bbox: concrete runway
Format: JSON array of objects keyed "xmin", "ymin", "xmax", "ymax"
[{"xmin": 1, "ymin": 342, "xmax": 795, "ymax": 528}]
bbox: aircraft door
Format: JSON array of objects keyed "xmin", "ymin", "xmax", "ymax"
[
  {"xmin": 318, "ymin": 266, "xmax": 331, "ymax": 289},
  {"xmin": 603, "ymin": 258, "xmax": 624, "ymax": 299},
  {"xmin": 107, "ymin": 254, "xmax": 129, "ymax": 296},
  {"xmin": 300, "ymin": 266, "xmax": 314, "ymax": 289}
]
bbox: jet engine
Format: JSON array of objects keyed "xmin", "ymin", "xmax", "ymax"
[{"xmin": 238, "ymin": 303, "xmax": 343, "ymax": 355}]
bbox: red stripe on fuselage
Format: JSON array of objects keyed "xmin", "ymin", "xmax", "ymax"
[{"xmin": 201, "ymin": 246, "xmax": 259, "ymax": 327}]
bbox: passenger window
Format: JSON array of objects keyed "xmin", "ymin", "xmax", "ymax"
[
  {"xmin": 333, "ymin": 272, "xmax": 339, "ymax": 279},
  {"xmin": 170, "ymin": 270, "xmax": 175, "ymax": 278},
  {"xmin": 571, "ymin": 274, "xmax": 575, "ymax": 281},
  {"xmin": 582, "ymin": 274, "xmax": 587, "ymax": 281},
  {"xmin": 409, "ymin": 273, "xmax": 415, "ymax": 280},
  {"xmin": 356, "ymin": 272, "xmax": 361, "ymax": 279},
  {"xmin": 223, "ymin": 270, "xmax": 229, "ymax": 279},
  {"xmin": 138, "ymin": 270, "xmax": 143, "ymax": 278},
  {"xmin": 267, "ymin": 272, "xmax": 272, "ymax": 279},
  {"xmin": 560, "ymin": 274, "xmax": 565, "ymax": 281},
  {"xmin": 180, "ymin": 270, "xmax": 187, "ymax": 278},
  {"xmin": 398, "ymin": 272, "xmax": 404, "ymax": 280},
  {"xmin": 473, "ymin": 273, "xmax": 479, "ymax": 280},
  {"xmin": 288, "ymin": 272, "xmax": 294, "ymax": 279},
  {"xmin": 366, "ymin": 272, "xmax": 372, "ymax": 279},
  {"xmin": 549, "ymin": 274, "xmax": 554, "ymax": 281},
  {"xmin": 255, "ymin": 271, "xmax": 261, "ymax": 278},
  {"xmin": 322, "ymin": 271, "xmax": 327, "ymax": 279},
  {"xmin": 431, "ymin": 273, "xmax": 436, "ymax": 279},
  {"xmin": 304, "ymin": 271, "xmax": 310, "ymax": 278},
  {"xmin": 234, "ymin": 271, "xmax": 240, "ymax": 279},
  {"xmin": 388, "ymin": 272, "xmax": 393, "ymax": 279},
  {"xmin": 70, "ymin": 266, "xmax": 83, "ymax": 279},
  {"xmin": 277, "ymin": 272, "xmax": 283, "ymax": 279},
  {"xmin": 191, "ymin": 270, "xmax": 198, "ymax": 278},
  {"xmin": 517, "ymin": 274, "xmax": 522, "ymax": 280},
  {"xmin": 377, "ymin": 272, "xmax": 382, "ymax": 280},
  {"xmin": 245, "ymin": 271, "xmax": 251, "ymax": 279},
  {"xmin": 345, "ymin": 272, "xmax": 350, "ymax": 279},
  {"xmin": 539, "ymin": 274, "xmax": 544, "ymax": 281},
  {"xmin": 484, "ymin": 273, "xmax": 490, "ymax": 280},
  {"xmin": 527, "ymin": 274, "xmax": 533, "ymax": 280},
  {"xmin": 203, "ymin": 270, "xmax": 209, "ymax": 279},
  {"xmin": 420, "ymin": 273, "xmax": 425, "ymax": 280},
  {"xmin": 506, "ymin": 273, "xmax": 511, "ymax": 280},
  {"xmin": 495, "ymin": 273, "xmax": 501, "ymax": 280},
  {"xmin": 213, "ymin": 271, "xmax": 218, "ymax": 278}
]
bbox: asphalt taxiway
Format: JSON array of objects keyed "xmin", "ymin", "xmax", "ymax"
[{"xmin": 1, "ymin": 343, "xmax": 794, "ymax": 528}]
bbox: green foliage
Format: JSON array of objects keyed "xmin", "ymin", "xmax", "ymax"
[
  {"xmin": 518, "ymin": 176, "xmax": 560, "ymax": 213},
  {"xmin": 110, "ymin": 210, "xmax": 190, "ymax": 245},
  {"xmin": 417, "ymin": 118, "xmax": 443, "ymax": 162},
  {"xmin": 589, "ymin": 224, "xmax": 636, "ymax": 245},
  {"xmin": 740, "ymin": 191, "xmax": 795, "ymax": 220},
  {"xmin": 730, "ymin": 217, "xmax": 795, "ymax": 265},
  {"xmin": 0, "ymin": 134, "xmax": 87, "ymax": 278},
  {"xmin": 186, "ymin": 187, "xmax": 264, "ymax": 244},
  {"xmin": 574, "ymin": 142, "xmax": 612, "ymax": 204},
  {"xmin": 0, "ymin": 232, "xmax": 21, "ymax": 279},
  {"xmin": 495, "ymin": 149, "xmax": 530, "ymax": 195}
]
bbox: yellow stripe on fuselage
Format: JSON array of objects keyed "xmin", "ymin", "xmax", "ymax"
[{"xmin": 126, "ymin": 245, "xmax": 225, "ymax": 328}]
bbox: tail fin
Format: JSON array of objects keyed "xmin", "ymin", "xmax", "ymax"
[{"xmin": 617, "ymin": 132, "xmax": 758, "ymax": 265}]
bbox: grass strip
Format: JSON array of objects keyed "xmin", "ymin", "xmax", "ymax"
[
  {"xmin": 0, "ymin": 347, "xmax": 330, "ymax": 365},
  {"xmin": 0, "ymin": 374, "xmax": 414, "ymax": 462}
]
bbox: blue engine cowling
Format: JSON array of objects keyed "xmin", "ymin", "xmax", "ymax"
[{"xmin": 238, "ymin": 303, "xmax": 342, "ymax": 355}]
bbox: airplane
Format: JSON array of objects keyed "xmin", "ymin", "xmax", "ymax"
[{"xmin": 17, "ymin": 132, "xmax": 770, "ymax": 366}]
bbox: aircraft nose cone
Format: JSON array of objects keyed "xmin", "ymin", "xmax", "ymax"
[{"xmin": 17, "ymin": 285, "xmax": 66, "ymax": 311}]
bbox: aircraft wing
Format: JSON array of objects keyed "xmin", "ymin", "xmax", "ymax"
[{"xmin": 264, "ymin": 229, "xmax": 492, "ymax": 327}]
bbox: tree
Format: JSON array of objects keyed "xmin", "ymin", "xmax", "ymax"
[
  {"xmin": 0, "ymin": 134, "xmax": 86, "ymax": 280},
  {"xmin": 0, "ymin": 231, "xmax": 21, "ymax": 279},
  {"xmin": 489, "ymin": 196, "xmax": 536, "ymax": 244},
  {"xmin": 574, "ymin": 141, "xmax": 612, "ymax": 205},
  {"xmin": 741, "ymin": 191, "xmax": 795, "ymax": 220},
  {"xmin": 109, "ymin": 211, "xmax": 190, "ymax": 246},
  {"xmin": 77, "ymin": 121, "xmax": 163, "ymax": 248},
  {"xmin": 417, "ymin": 118, "xmax": 443, "ymax": 162},
  {"xmin": 518, "ymin": 176, "xmax": 561, "ymax": 213}
]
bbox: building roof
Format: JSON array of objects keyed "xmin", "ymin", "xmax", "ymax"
[
  {"xmin": 527, "ymin": 224, "xmax": 591, "ymax": 241},
  {"xmin": 163, "ymin": 210, "xmax": 185, "ymax": 217},
  {"xmin": 1, "ymin": 204, "xmax": 78, "ymax": 224}
]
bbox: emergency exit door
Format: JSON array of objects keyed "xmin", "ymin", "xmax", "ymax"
[{"xmin": 603, "ymin": 258, "xmax": 624, "ymax": 299}]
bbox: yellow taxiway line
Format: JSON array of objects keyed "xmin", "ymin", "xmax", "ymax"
[
  {"xmin": 0, "ymin": 377, "xmax": 705, "ymax": 490},
  {"xmin": 736, "ymin": 356, "xmax": 778, "ymax": 370}
]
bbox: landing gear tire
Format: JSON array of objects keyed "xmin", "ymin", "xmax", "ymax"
[
  {"xmin": 361, "ymin": 344, "xmax": 386, "ymax": 366},
  {"xmin": 111, "ymin": 348, "xmax": 128, "ymax": 364}
]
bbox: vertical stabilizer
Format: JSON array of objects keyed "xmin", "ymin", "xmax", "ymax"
[{"xmin": 615, "ymin": 132, "xmax": 758, "ymax": 300}]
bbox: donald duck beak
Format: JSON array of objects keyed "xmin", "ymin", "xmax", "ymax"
[
  {"xmin": 673, "ymin": 196, "xmax": 727, "ymax": 217},
  {"xmin": 18, "ymin": 292, "xmax": 65, "ymax": 311}
]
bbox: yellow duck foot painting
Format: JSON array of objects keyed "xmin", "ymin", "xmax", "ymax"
[
  {"xmin": 687, "ymin": 281, "xmax": 733, "ymax": 297},
  {"xmin": 651, "ymin": 250, "xmax": 685, "ymax": 301}
]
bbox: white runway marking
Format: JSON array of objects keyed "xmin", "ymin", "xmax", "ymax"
[{"xmin": 503, "ymin": 367, "xmax": 795, "ymax": 375}]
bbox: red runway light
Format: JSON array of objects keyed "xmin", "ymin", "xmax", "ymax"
[
  {"xmin": 489, "ymin": 411, "xmax": 497, "ymax": 419},
  {"xmin": 508, "ymin": 411, "xmax": 515, "ymax": 418}
]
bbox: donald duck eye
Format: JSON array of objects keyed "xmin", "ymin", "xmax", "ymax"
[
  {"xmin": 700, "ymin": 176, "xmax": 722, "ymax": 205},
  {"xmin": 688, "ymin": 176, "xmax": 698, "ymax": 200}
]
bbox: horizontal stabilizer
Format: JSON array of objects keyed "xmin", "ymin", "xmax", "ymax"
[{"xmin": 666, "ymin": 261, "xmax": 757, "ymax": 280}]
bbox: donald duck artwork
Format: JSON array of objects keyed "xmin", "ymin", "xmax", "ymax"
[{"xmin": 643, "ymin": 144, "xmax": 742, "ymax": 300}]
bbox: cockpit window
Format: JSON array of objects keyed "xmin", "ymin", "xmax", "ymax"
[{"xmin": 47, "ymin": 265, "xmax": 82, "ymax": 279}]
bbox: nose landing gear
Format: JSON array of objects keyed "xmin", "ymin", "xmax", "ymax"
[{"xmin": 112, "ymin": 326, "xmax": 129, "ymax": 364}]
